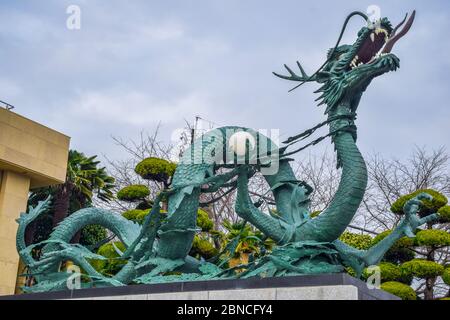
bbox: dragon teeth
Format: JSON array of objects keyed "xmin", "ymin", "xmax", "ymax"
[
  {"xmin": 374, "ymin": 28, "xmax": 389, "ymax": 40},
  {"xmin": 350, "ymin": 55, "xmax": 360, "ymax": 69}
]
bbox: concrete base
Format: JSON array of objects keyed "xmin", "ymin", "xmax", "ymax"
[
  {"xmin": 79, "ymin": 285, "xmax": 359, "ymax": 300},
  {"xmin": 0, "ymin": 274, "xmax": 400, "ymax": 300}
]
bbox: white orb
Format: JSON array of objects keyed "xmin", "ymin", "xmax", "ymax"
[{"xmin": 229, "ymin": 131, "xmax": 256, "ymax": 156}]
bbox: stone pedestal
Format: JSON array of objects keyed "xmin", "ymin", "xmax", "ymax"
[{"xmin": 0, "ymin": 274, "xmax": 400, "ymax": 300}]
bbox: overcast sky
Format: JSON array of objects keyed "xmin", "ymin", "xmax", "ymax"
[{"xmin": 0, "ymin": 0, "xmax": 448, "ymax": 164}]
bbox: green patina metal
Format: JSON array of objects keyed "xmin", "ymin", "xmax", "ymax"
[{"xmin": 16, "ymin": 9, "xmax": 438, "ymax": 292}]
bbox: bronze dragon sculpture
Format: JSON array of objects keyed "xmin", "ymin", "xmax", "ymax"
[{"xmin": 16, "ymin": 9, "xmax": 439, "ymax": 292}]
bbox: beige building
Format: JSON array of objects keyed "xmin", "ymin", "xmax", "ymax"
[{"xmin": 0, "ymin": 108, "xmax": 70, "ymax": 295}]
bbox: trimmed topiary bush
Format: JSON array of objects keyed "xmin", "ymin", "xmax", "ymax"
[
  {"xmin": 442, "ymin": 268, "xmax": 450, "ymax": 285},
  {"xmin": 381, "ymin": 281, "xmax": 416, "ymax": 300},
  {"xmin": 414, "ymin": 229, "xmax": 450, "ymax": 247},
  {"xmin": 400, "ymin": 259, "xmax": 445, "ymax": 279},
  {"xmin": 377, "ymin": 262, "xmax": 401, "ymax": 282},
  {"xmin": 390, "ymin": 189, "xmax": 448, "ymax": 215},
  {"xmin": 91, "ymin": 241, "xmax": 127, "ymax": 276},
  {"xmin": 135, "ymin": 157, "xmax": 177, "ymax": 182},
  {"xmin": 197, "ymin": 209, "xmax": 214, "ymax": 232},
  {"xmin": 117, "ymin": 185, "xmax": 150, "ymax": 202},
  {"xmin": 339, "ymin": 232, "xmax": 372, "ymax": 250},
  {"xmin": 438, "ymin": 205, "xmax": 450, "ymax": 223},
  {"xmin": 385, "ymin": 189, "xmax": 450, "ymax": 299}
]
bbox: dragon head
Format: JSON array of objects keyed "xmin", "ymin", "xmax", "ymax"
[{"xmin": 274, "ymin": 10, "xmax": 416, "ymax": 115}]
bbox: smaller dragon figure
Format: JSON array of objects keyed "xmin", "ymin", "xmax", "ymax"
[{"xmin": 16, "ymin": 9, "xmax": 440, "ymax": 292}]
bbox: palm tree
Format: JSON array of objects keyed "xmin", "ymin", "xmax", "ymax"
[{"xmin": 52, "ymin": 150, "xmax": 115, "ymax": 228}]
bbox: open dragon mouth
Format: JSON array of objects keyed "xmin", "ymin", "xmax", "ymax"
[
  {"xmin": 350, "ymin": 27, "xmax": 389, "ymax": 68},
  {"xmin": 350, "ymin": 10, "xmax": 416, "ymax": 70}
]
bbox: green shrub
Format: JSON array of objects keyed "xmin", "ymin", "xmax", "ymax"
[
  {"xmin": 376, "ymin": 262, "xmax": 401, "ymax": 282},
  {"xmin": 381, "ymin": 281, "xmax": 416, "ymax": 300},
  {"xmin": 79, "ymin": 225, "xmax": 107, "ymax": 247},
  {"xmin": 190, "ymin": 235, "xmax": 218, "ymax": 259},
  {"xmin": 197, "ymin": 209, "xmax": 214, "ymax": 232},
  {"xmin": 400, "ymin": 259, "xmax": 444, "ymax": 279},
  {"xmin": 91, "ymin": 242, "xmax": 127, "ymax": 276},
  {"xmin": 117, "ymin": 185, "xmax": 150, "ymax": 202},
  {"xmin": 135, "ymin": 157, "xmax": 177, "ymax": 182},
  {"xmin": 390, "ymin": 189, "xmax": 447, "ymax": 215},
  {"xmin": 339, "ymin": 232, "xmax": 372, "ymax": 250},
  {"xmin": 442, "ymin": 268, "xmax": 450, "ymax": 285},
  {"xmin": 438, "ymin": 205, "xmax": 450, "ymax": 223},
  {"xmin": 122, "ymin": 209, "xmax": 149, "ymax": 224},
  {"xmin": 414, "ymin": 229, "xmax": 450, "ymax": 247}
]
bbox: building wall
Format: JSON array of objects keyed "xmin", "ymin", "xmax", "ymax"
[
  {"xmin": 0, "ymin": 171, "xmax": 30, "ymax": 295},
  {"xmin": 0, "ymin": 109, "xmax": 70, "ymax": 295},
  {"xmin": 0, "ymin": 108, "xmax": 69, "ymax": 188}
]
